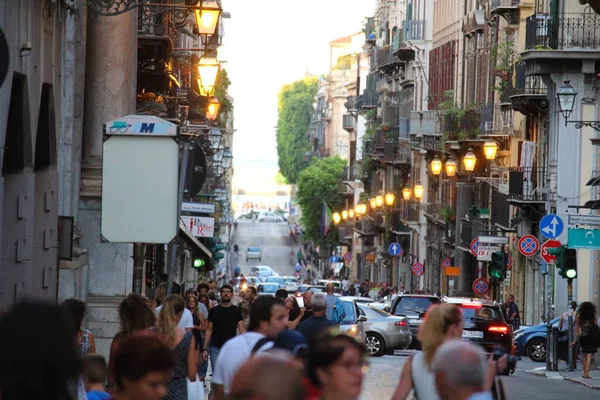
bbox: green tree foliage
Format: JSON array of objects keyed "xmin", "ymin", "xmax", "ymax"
[
  {"xmin": 276, "ymin": 77, "xmax": 318, "ymax": 184},
  {"xmin": 296, "ymin": 157, "xmax": 346, "ymax": 244},
  {"xmin": 274, "ymin": 171, "xmax": 288, "ymax": 185}
]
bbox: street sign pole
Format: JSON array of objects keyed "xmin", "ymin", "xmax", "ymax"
[
  {"xmin": 167, "ymin": 141, "xmax": 191, "ymax": 295},
  {"xmin": 567, "ymin": 278, "xmax": 574, "ymax": 372}
]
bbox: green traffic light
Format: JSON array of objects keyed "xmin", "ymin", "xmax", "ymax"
[
  {"xmin": 194, "ymin": 258, "xmax": 205, "ymax": 268},
  {"xmin": 566, "ymin": 269, "xmax": 577, "ymax": 279},
  {"xmin": 490, "ymin": 269, "xmax": 503, "ymax": 279}
]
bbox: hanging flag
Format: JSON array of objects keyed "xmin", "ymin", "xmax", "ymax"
[{"xmin": 322, "ymin": 200, "xmax": 333, "ymax": 237}]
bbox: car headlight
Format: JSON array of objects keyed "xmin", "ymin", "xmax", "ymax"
[{"xmin": 348, "ymin": 325, "xmax": 358, "ymax": 335}]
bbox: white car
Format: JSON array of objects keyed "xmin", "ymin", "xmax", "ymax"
[{"xmin": 257, "ymin": 212, "xmax": 284, "ymax": 223}]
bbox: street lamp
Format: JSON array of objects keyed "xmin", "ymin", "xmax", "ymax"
[
  {"xmin": 556, "ymin": 80, "xmax": 577, "ymax": 125},
  {"xmin": 445, "ymin": 158, "xmax": 457, "ymax": 177},
  {"xmin": 206, "ymin": 97, "xmax": 221, "ymax": 121},
  {"xmin": 208, "ymin": 128, "xmax": 222, "ymax": 150},
  {"xmin": 369, "ymin": 198, "xmax": 377, "ymax": 209},
  {"xmin": 414, "ymin": 182, "xmax": 425, "ymax": 201},
  {"xmin": 385, "ymin": 192, "xmax": 395, "ymax": 207},
  {"xmin": 430, "ymin": 156, "xmax": 442, "ymax": 176},
  {"xmin": 341, "ymin": 210, "xmax": 348, "ymax": 220},
  {"xmin": 194, "ymin": 0, "xmax": 222, "ymax": 44},
  {"xmin": 402, "ymin": 185, "xmax": 412, "ymax": 201},
  {"xmin": 348, "ymin": 209, "xmax": 355, "ymax": 219},
  {"xmin": 222, "ymin": 147, "xmax": 233, "ymax": 169},
  {"xmin": 198, "ymin": 57, "xmax": 221, "ymax": 96},
  {"xmin": 483, "ymin": 140, "xmax": 498, "ymax": 161},
  {"xmin": 375, "ymin": 195, "xmax": 384, "ymax": 208},
  {"xmin": 333, "ymin": 212, "xmax": 341, "ymax": 225},
  {"xmin": 463, "ymin": 148, "xmax": 477, "ymax": 172},
  {"xmin": 213, "ymin": 148, "xmax": 224, "ymax": 164}
]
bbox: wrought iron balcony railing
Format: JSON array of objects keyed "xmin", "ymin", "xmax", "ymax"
[
  {"xmin": 525, "ymin": 12, "xmax": 600, "ymax": 50},
  {"xmin": 343, "ymin": 114, "xmax": 356, "ymax": 131},
  {"xmin": 403, "ymin": 20, "xmax": 426, "ymax": 41},
  {"xmin": 508, "ymin": 166, "xmax": 551, "ymax": 202}
]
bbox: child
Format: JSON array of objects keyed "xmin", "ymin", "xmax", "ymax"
[{"xmin": 82, "ymin": 355, "xmax": 110, "ymax": 400}]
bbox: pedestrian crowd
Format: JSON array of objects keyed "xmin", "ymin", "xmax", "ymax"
[{"xmin": 7, "ymin": 278, "xmax": 595, "ymax": 400}]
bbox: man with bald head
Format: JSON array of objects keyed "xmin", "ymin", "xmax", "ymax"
[
  {"xmin": 229, "ymin": 352, "xmax": 305, "ymax": 400},
  {"xmin": 432, "ymin": 340, "xmax": 492, "ymax": 400},
  {"xmin": 300, "ymin": 290, "xmax": 314, "ymax": 322}
]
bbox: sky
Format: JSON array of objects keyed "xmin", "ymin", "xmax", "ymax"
[{"xmin": 222, "ymin": 0, "xmax": 375, "ymax": 168}]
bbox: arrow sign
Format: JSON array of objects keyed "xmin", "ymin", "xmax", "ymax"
[
  {"xmin": 388, "ymin": 242, "xmax": 403, "ymax": 257},
  {"xmin": 540, "ymin": 214, "xmax": 564, "ymax": 239}
]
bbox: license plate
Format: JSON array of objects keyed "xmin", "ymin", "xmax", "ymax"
[
  {"xmin": 409, "ymin": 319, "xmax": 423, "ymax": 324},
  {"xmin": 462, "ymin": 331, "xmax": 484, "ymax": 339}
]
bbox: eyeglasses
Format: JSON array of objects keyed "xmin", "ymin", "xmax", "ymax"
[{"xmin": 221, "ymin": 290, "xmax": 233, "ymax": 294}]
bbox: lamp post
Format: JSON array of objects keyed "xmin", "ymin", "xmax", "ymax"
[
  {"xmin": 194, "ymin": 0, "xmax": 222, "ymax": 44},
  {"xmin": 222, "ymin": 147, "xmax": 233, "ymax": 170},
  {"xmin": 414, "ymin": 182, "xmax": 425, "ymax": 201},
  {"xmin": 208, "ymin": 127, "xmax": 222, "ymax": 150},
  {"xmin": 385, "ymin": 192, "xmax": 395, "ymax": 207},
  {"xmin": 445, "ymin": 158, "xmax": 458, "ymax": 177},
  {"xmin": 402, "ymin": 185, "xmax": 412, "ymax": 201},
  {"xmin": 483, "ymin": 140, "xmax": 498, "ymax": 161},
  {"xmin": 556, "ymin": 80, "xmax": 600, "ymax": 131},
  {"xmin": 376, "ymin": 195, "xmax": 384, "ymax": 208},
  {"xmin": 206, "ymin": 97, "xmax": 221, "ymax": 121},
  {"xmin": 463, "ymin": 148, "xmax": 477, "ymax": 172},
  {"xmin": 370, "ymin": 198, "xmax": 377, "ymax": 210},
  {"xmin": 341, "ymin": 210, "xmax": 349, "ymax": 220},
  {"xmin": 198, "ymin": 57, "xmax": 221, "ymax": 96},
  {"xmin": 333, "ymin": 212, "xmax": 341, "ymax": 225},
  {"xmin": 430, "ymin": 156, "xmax": 443, "ymax": 176}
]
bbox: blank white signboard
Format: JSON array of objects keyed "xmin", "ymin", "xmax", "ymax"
[{"xmin": 101, "ymin": 136, "xmax": 178, "ymax": 243}]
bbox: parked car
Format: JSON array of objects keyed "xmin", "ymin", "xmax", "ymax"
[
  {"xmin": 257, "ymin": 282, "xmax": 280, "ymax": 296},
  {"xmin": 249, "ymin": 266, "xmax": 276, "ymax": 280},
  {"xmin": 441, "ymin": 297, "xmax": 515, "ymax": 374},
  {"xmin": 282, "ymin": 276, "xmax": 300, "ymax": 292},
  {"xmin": 390, "ymin": 294, "xmax": 440, "ymax": 349},
  {"xmin": 338, "ymin": 297, "xmax": 367, "ymax": 344},
  {"xmin": 246, "ymin": 246, "xmax": 262, "ymax": 262},
  {"xmin": 317, "ymin": 280, "xmax": 341, "ymax": 291},
  {"xmin": 257, "ymin": 212, "xmax": 284, "ymax": 223},
  {"xmin": 265, "ymin": 276, "xmax": 286, "ymax": 288},
  {"xmin": 514, "ymin": 317, "xmax": 561, "ymax": 362},
  {"xmin": 357, "ymin": 303, "xmax": 412, "ymax": 356}
]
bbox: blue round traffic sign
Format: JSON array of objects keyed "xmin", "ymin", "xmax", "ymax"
[
  {"xmin": 539, "ymin": 214, "xmax": 564, "ymax": 239},
  {"xmin": 472, "ymin": 278, "xmax": 489, "ymax": 295},
  {"xmin": 388, "ymin": 242, "xmax": 403, "ymax": 257}
]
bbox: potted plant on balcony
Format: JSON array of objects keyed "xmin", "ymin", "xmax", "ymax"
[
  {"xmin": 491, "ymin": 41, "xmax": 519, "ymax": 81},
  {"xmin": 439, "ymin": 205, "xmax": 456, "ymax": 225}
]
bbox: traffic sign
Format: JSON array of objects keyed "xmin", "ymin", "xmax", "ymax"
[
  {"xmin": 329, "ymin": 255, "xmax": 340, "ymax": 263},
  {"xmin": 472, "ymin": 278, "xmax": 490, "ymax": 295},
  {"xmin": 388, "ymin": 242, "xmax": 403, "ymax": 257},
  {"xmin": 568, "ymin": 214, "xmax": 600, "ymax": 226},
  {"xmin": 477, "ymin": 245, "xmax": 501, "ymax": 261},
  {"xmin": 411, "ymin": 262, "xmax": 424, "ymax": 276},
  {"xmin": 506, "ymin": 254, "xmax": 513, "ymax": 270},
  {"xmin": 470, "ymin": 238, "xmax": 480, "ymax": 257},
  {"xmin": 568, "ymin": 228, "xmax": 600, "ymax": 249},
  {"xmin": 478, "ymin": 236, "xmax": 509, "ymax": 245},
  {"xmin": 541, "ymin": 239, "xmax": 561, "ymax": 263},
  {"xmin": 441, "ymin": 258, "xmax": 451, "ymax": 269},
  {"xmin": 343, "ymin": 252, "xmax": 352, "ymax": 262},
  {"xmin": 518, "ymin": 235, "xmax": 539, "ymax": 257},
  {"xmin": 540, "ymin": 214, "xmax": 564, "ymax": 239}
]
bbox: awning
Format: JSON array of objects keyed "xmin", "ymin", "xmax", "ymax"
[{"xmin": 179, "ymin": 221, "xmax": 212, "ymax": 258}]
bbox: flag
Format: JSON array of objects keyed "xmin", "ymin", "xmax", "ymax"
[{"xmin": 322, "ymin": 200, "xmax": 333, "ymax": 237}]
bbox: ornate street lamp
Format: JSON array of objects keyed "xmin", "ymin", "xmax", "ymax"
[
  {"xmin": 206, "ymin": 97, "xmax": 221, "ymax": 121},
  {"xmin": 463, "ymin": 148, "xmax": 477, "ymax": 172},
  {"xmin": 194, "ymin": 0, "xmax": 222, "ymax": 44},
  {"xmin": 222, "ymin": 147, "xmax": 233, "ymax": 169},
  {"xmin": 333, "ymin": 212, "xmax": 341, "ymax": 225},
  {"xmin": 402, "ymin": 185, "xmax": 412, "ymax": 201},
  {"xmin": 414, "ymin": 183, "xmax": 425, "ymax": 201},
  {"xmin": 445, "ymin": 158, "xmax": 457, "ymax": 177},
  {"xmin": 483, "ymin": 140, "xmax": 498, "ymax": 161},
  {"xmin": 370, "ymin": 198, "xmax": 377, "ymax": 209},
  {"xmin": 208, "ymin": 128, "xmax": 222, "ymax": 150},
  {"xmin": 213, "ymin": 148, "xmax": 224, "ymax": 164},
  {"xmin": 556, "ymin": 80, "xmax": 577, "ymax": 125},
  {"xmin": 430, "ymin": 156, "xmax": 442, "ymax": 176},
  {"xmin": 375, "ymin": 195, "xmax": 384, "ymax": 208},
  {"xmin": 198, "ymin": 57, "xmax": 221, "ymax": 96},
  {"xmin": 385, "ymin": 192, "xmax": 395, "ymax": 207},
  {"xmin": 348, "ymin": 209, "xmax": 355, "ymax": 219},
  {"xmin": 341, "ymin": 210, "xmax": 349, "ymax": 220}
]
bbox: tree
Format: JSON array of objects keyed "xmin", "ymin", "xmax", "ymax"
[
  {"xmin": 296, "ymin": 157, "xmax": 346, "ymax": 245},
  {"xmin": 276, "ymin": 77, "xmax": 318, "ymax": 184}
]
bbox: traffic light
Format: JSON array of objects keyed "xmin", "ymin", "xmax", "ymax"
[
  {"xmin": 564, "ymin": 248, "xmax": 577, "ymax": 279},
  {"xmin": 192, "ymin": 250, "xmax": 212, "ymax": 271},
  {"xmin": 212, "ymin": 243, "xmax": 226, "ymax": 261},
  {"xmin": 489, "ymin": 251, "xmax": 507, "ymax": 280},
  {"xmin": 546, "ymin": 246, "xmax": 566, "ymax": 278}
]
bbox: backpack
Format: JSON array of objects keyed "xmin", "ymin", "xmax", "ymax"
[
  {"xmin": 332, "ymin": 298, "xmax": 346, "ymax": 324},
  {"xmin": 251, "ymin": 337, "xmax": 273, "ymax": 355}
]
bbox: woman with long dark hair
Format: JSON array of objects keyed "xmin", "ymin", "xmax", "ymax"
[
  {"xmin": 574, "ymin": 301, "xmax": 600, "ymax": 378},
  {"xmin": 62, "ymin": 298, "xmax": 96, "ymax": 355}
]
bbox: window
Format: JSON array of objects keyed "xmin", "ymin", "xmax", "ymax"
[
  {"xmin": 393, "ymin": 296, "xmax": 439, "ymax": 316},
  {"xmin": 266, "ymin": 277, "xmax": 285, "ymax": 285},
  {"xmin": 460, "ymin": 305, "xmax": 501, "ymax": 321},
  {"xmin": 340, "ymin": 301, "xmax": 356, "ymax": 324},
  {"xmin": 363, "ymin": 305, "xmax": 390, "ymax": 317}
]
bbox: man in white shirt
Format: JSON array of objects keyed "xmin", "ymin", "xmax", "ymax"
[
  {"xmin": 155, "ymin": 285, "xmax": 193, "ymax": 332},
  {"xmin": 212, "ymin": 296, "xmax": 288, "ymax": 400}
]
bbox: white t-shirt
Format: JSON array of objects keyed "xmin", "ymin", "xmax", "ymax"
[
  {"xmin": 212, "ymin": 332, "xmax": 273, "ymax": 394},
  {"xmin": 155, "ymin": 305, "xmax": 194, "ymax": 329}
]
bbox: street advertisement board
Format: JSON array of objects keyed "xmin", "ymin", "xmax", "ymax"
[{"xmin": 181, "ymin": 216, "xmax": 215, "ymax": 238}]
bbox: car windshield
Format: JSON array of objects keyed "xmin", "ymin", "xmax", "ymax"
[
  {"xmin": 259, "ymin": 284, "xmax": 279, "ymax": 292},
  {"xmin": 340, "ymin": 301, "xmax": 356, "ymax": 324},
  {"xmin": 394, "ymin": 297, "xmax": 439, "ymax": 316},
  {"xmin": 363, "ymin": 305, "xmax": 391, "ymax": 317},
  {"xmin": 460, "ymin": 305, "xmax": 501, "ymax": 320},
  {"xmin": 284, "ymin": 278, "xmax": 297, "ymax": 284},
  {"xmin": 248, "ymin": 247, "xmax": 260, "ymax": 252},
  {"xmin": 266, "ymin": 277, "xmax": 285, "ymax": 285}
]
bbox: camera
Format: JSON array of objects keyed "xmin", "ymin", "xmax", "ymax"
[{"xmin": 492, "ymin": 346, "xmax": 518, "ymax": 373}]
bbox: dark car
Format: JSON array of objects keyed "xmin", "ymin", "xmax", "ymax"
[
  {"xmin": 514, "ymin": 317, "xmax": 560, "ymax": 362},
  {"xmin": 389, "ymin": 294, "xmax": 440, "ymax": 349},
  {"xmin": 441, "ymin": 297, "xmax": 514, "ymax": 373}
]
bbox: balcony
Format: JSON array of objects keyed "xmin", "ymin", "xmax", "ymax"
[
  {"xmin": 442, "ymin": 109, "xmax": 480, "ymax": 140},
  {"xmin": 341, "ymin": 165, "xmax": 362, "ymax": 182},
  {"xmin": 374, "ymin": 128, "xmax": 400, "ymax": 148},
  {"xmin": 374, "ymin": 45, "xmax": 402, "ymax": 73},
  {"xmin": 507, "ymin": 166, "xmax": 552, "ymax": 204},
  {"xmin": 358, "ymin": 90, "xmax": 378, "ymax": 110},
  {"xmin": 509, "ymin": 63, "xmax": 548, "ymax": 115},
  {"xmin": 396, "ymin": 202, "xmax": 421, "ymax": 224},
  {"xmin": 345, "ymin": 96, "xmax": 357, "ymax": 112},
  {"xmin": 338, "ymin": 224, "xmax": 353, "ymax": 243},
  {"xmin": 403, "ymin": 20, "xmax": 426, "ymax": 41},
  {"xmin": 491, "ymin": 0, "xmax": 520, "ymax": 25},
  {"xmin": 365, "ymin": 17, "xmax": 376, "ymax": 45},
  {"xmin": 363, "ymin": 138, "xmax": 375, "ymax": 156},
  {"xmin": 409, "ymin": 110, "xmax": 440, "ymax": 137},
  {"xmin": 354, "ymin": 218, "xmax": 378, "ymax": 236},
  {"xmin": 525, "ymin": 12, "xmax": 600, "ymax": 52},
  {"xmin": 385, "ymin": 143, "xmax": 411, "ymax": 166},
  {"xmin": 343, "ymin": 114, "xmax": 356, "ymax": 131},
  {"xmin": 393, "ymin": 27, "xmax": 415, "ymax": 62}
]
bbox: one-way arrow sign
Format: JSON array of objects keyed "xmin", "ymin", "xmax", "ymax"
[{"xmin": 540, "ymin": 214, "xmax": 564, "ymax": 239}]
